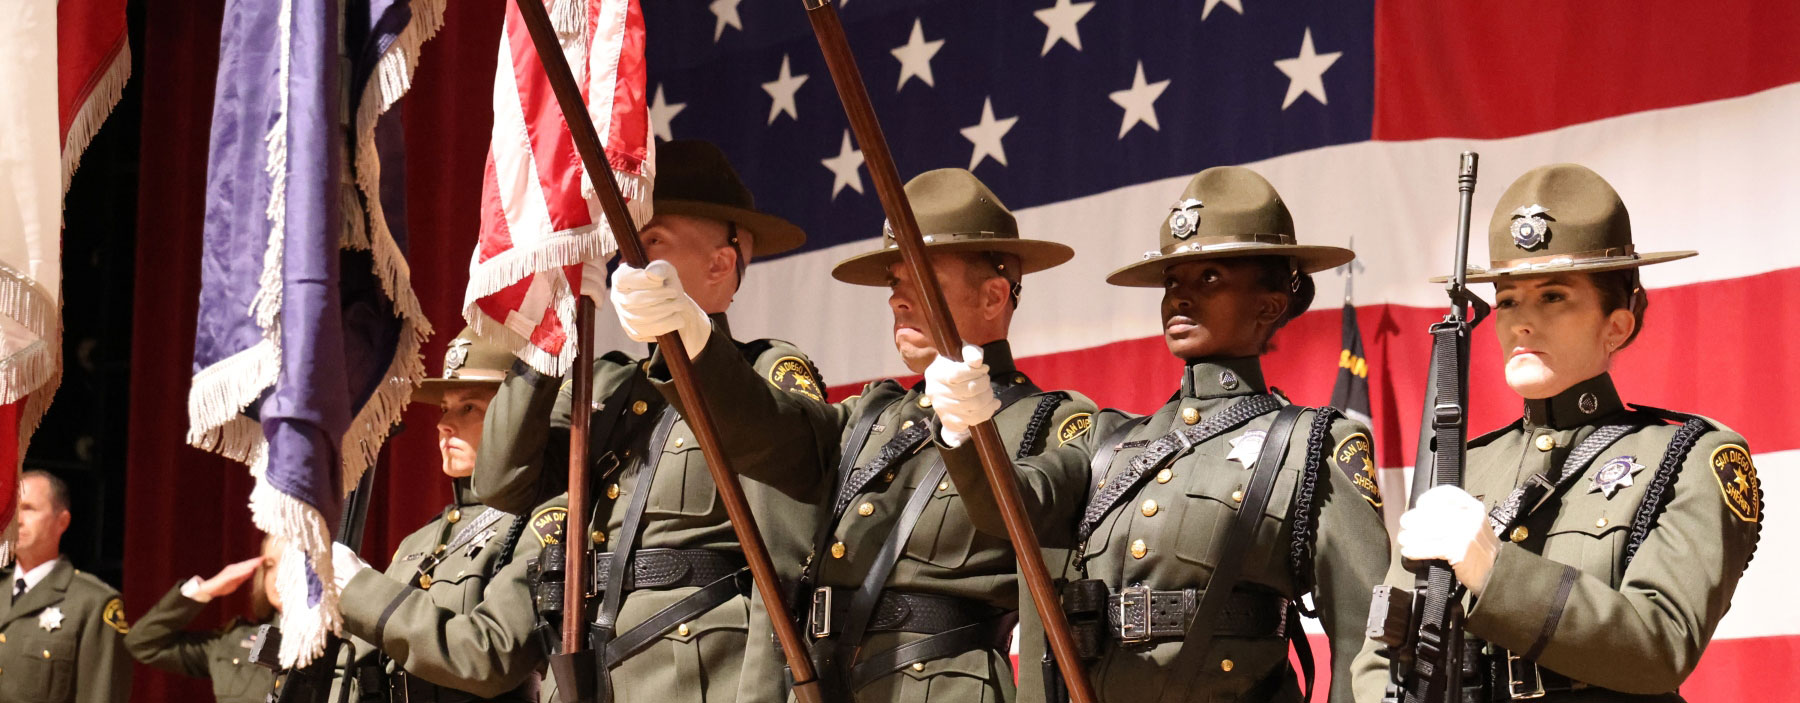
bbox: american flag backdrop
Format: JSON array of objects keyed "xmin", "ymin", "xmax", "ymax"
[{"xmin": 568, "ymin": 0, "xmax": 1800, "ymax": 698}]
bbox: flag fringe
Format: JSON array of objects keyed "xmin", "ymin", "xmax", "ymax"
[
  {"xmin": 60, "ymin": 38, "xmax": 132, "ymax": 196},
  {"xmin": 551, "ymin": 0, "xmax": 586, "ymax": 37},
  {"xmin": 251, "ymin": 477, "xmax": 339, "ymax": 667},
  {"xmin": 0, "ymin": 262, "xmax": 64, "ymax": 466},
  {"xmin": 185, "ymin": 340, "xmax": 282, "ymax": 459},
  {"xmin": 463, "ymin": 291, "xmax": 575, "ymax": 377},
  {"xmin": 462, "ymin": 168, "xmax": 646, "ymax": 306}
]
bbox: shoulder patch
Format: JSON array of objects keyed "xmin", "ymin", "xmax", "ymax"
[
  {"xmin": 1709, "ymin": 444, "xmax": 1761, "ymax": 524},
  {"xmin": 103, "ymin": 598, "xmax": 130, "ymax": 634},
  {"xmin": 1332, "ymin": 432, "xmax": 1382, "ymax": 509},
  {"xmin": 768, "ymin": 355, "xmax": 824, "ymax": 401},
  {"xmin": 529, "ymin": 506, "xmax": 569, "ymax": 546},
  {"xmin": 1058, "ymin": 413, "xmax": 1093, "ymax": 445}
]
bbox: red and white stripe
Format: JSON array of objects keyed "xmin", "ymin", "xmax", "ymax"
[{"xmin": 465, "ymin": 0, "xmax": 654, "ymax": 375}]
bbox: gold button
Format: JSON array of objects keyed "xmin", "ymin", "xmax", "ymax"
[
  {"xmin": 1510, "ymin": 526, "xmax": 1529, "ymax": 543},
  {"xmin": 1156, "ymin": 469, "xmax": 1173, "ymax": 484},
  {"xmin": 1141, "ymin": 499, "xmax": 1159, "ymax": 517},
  {"xmin": 1130, "ymin": 539, "xmax": 1148, "ymax": 559},
  {"xmin": 632, "ymin": 400, "xmax": 648, "ymax": 415},
  {"xmin": 1181, "ymin": 407, "xmax": 1200, "ymax": 425},
  {"xmin": 1014, "ymin": 374, "xmax": 1027, "ymax": 384},
  {"xmin": 901, "ymin": 420, "xmax": 915, "ymax": 430},
  {"xmin": 912, "ymin": 662, "xmax": 925, "ymax": 672},
  {"xmin": 1535, "ymin": 435, "xmax": 1556, "ymax": 451},
  {"xmin": 883, "ymin": 472, "xmax": 895, "ymax": 482},
  {"xmin": 1221, "ymin": 659, "xmax": 1234, "ymax": 672},
  {"xmin": 674, "ymin": 437, "xmax": 685, "ymax": 448},
  {"xmin": 419, "ymin": 574, "xmax": 433, "ymax": 589},
  {"xmin": 1595, "ymin": 517, "xmax": 1609, "ymax": 528},
  {"xmin": 232, "ymin": 658, "xmax": 240, "ymax": 665},
  {"xmin": 607, "ymin": 483, "xmax": 621, "ymax": 499},
  {"xmin": 2, "ymin": 633, "xmax": 7, "ymax": 642},
  {"xmin": 590, "ymin": 529, "xmax": 606, "ymax": 544},
  {"xmin": 938, "ymin": 481, "xmax": 949, "ymax": 492},
  {"xmin": 1231, "ymin": 490, "xmax": 1244, "ymax": 503},
  {"xmin": 831, "ymin": 542, "xmax": 846, "ymax": 559},
  {"xmin": 857, "ymin": 502, "xmax": 874, "ymax": 516},
  {"xmin": 447, "ymin": 508, "xmax": 461, "ymax": 523},
  {"xmin": 42, "ymin": 650, "xmax": 50, "ymax": 659},
  {"xmin": 677, "ymin": 623, "xmax": 690, "ymax": 637},
  {"xmin": 1097, "ymin": 480, "xmax": 1106, "ymax": 490},
  {"xmin": 918, "ymin": 396, "xmax": 933, "ymax": 408},
  {"xmin": 434, "ymin": 544, "xmax": 447, "ymax": 555}
]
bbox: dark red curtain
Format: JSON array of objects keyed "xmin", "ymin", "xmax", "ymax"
[{"xmin": 124, "ymin": 1, "xmax": 503, "ymax": 699}]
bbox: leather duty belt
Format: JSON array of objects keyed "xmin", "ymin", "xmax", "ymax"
[
  {"xmin": 1060, "ymin": 579, "xmax": 1289, "ymax": 655},
  {"xmin": 589, "ymin": 547, "xmax": 746, "ymax": 595},
  {"xmin": 807, "ymin": 587, "xmax": 1002, "ymax": 640},
  {"xmin": 1466, "ymin": 639, "xmax": 1590, "ymax": 702}
]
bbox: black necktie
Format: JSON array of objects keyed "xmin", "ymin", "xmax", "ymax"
[{"xmin": 11, "ymin": 579, "xmax": 23, "ymax": 602}]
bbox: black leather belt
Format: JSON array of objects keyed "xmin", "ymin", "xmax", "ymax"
[
  {"xmin": 1466, "ymin": 640, "xmax": 1589, "ymax": 701},
  {"xmin": 1104, "ymin": 585, "xmax": 1288, "ymax": 643},
  {"xmin": 807, "ymin": 588, "xmax": 1002, "ymax": 640},
  {"xmin": 589, "ymin": 548, "xmax": 746, "ymax": 594}
]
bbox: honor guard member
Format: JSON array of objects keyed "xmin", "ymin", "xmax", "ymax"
[
  {"xmin": 611, "ymin": 168, "xmax": 1098, "ymax": 702},
  {"xmin": 0, "ymin": 470, "xmax": 133, "ymax": 703},
  {"xmin": 325, "ymin": 327, "xmax": 543, "ymax": 702},
  {"xmin": 125, "ymin": 538, "xmax": 284, "ymax": 702},
  {"xmin": 475, "ymin": 139, "xmax": 818, "ymax": 703},
  {"xmin": 1350, "ymin": 164, "xmax": 1763, "ymax": 703},
  {"xmin": 925, "ymin": 167, "xmax": 1390, "ymax": 703}
]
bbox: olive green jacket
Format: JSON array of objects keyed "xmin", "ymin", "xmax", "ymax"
[
  {"xmin": 664, "ymin": 330, "xmax": 1097, "ymax": 703},
  {"xmin": 0, "ymin": 559, "xmax": 132, "ymax": 703},
  {"xmin": 943, "ymin": 358, "xmax": 1390, "ymax": 703},
  {"xmin": 1350, "ymin": 374, "xmax": 1762, "ymax": 702},
  {"xmin": 477, "ymin": 314, "xmax": 826, "ymax": 703},
  {"xmin": 123, "ymin": 581, "xmax": 274, "ymax": 702},
  {"xmin": 335, "ymin": 479, "xmax": 541, "ymax": 701}
]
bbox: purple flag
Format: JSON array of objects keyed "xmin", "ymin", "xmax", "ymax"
[{"xmin": 188, "ymin": 0, "xmax": 439, "ymax": 666}]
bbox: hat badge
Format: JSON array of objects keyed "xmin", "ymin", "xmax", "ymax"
[
  {"xmin": 443, "ymin": 338, "xmax": 472, "ymax": 379},
  {"xmin": 1509, "ymin": 204, "xmax": 1553, "ymax": 251},
  {"xmin": 1168, "ymin": 198, "xmax": 1204, "ymax": 240}
]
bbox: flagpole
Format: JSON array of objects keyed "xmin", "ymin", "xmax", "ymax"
[
  {"xmin": 507, "ymin": 3, "xmax": 825, "ymax": 702},
  {"xmin": 796, "ymin": 3, "xmax": 1098, "ymax": 701}
]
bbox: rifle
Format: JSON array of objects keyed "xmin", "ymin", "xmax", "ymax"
[
  {"xmin": 797, "ymin": 2, "xmax": 1097, "ymax": 701},
  {"xmin": 1367, "ymin": 152, "xmax": 1488, "ymax": 703},
  {"xmin": 250, "ymin": 462, "xmax": 381, "ymax": 702},
  {"xmin": 504, "ymin": 2, "xmax": 825, "ymax": 702}
]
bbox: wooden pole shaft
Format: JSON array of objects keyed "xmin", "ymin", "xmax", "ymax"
[
  {"xmin": 508, "ymin": 2, "xmax": 823, "ymax": 700},
  {"xmin": 799, "ymin": 4, "xmax": 1098, "ymax": 702}
]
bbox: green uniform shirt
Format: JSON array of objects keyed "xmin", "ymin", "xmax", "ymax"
[
  {"xmin": 942, "ymin": 358, "xmax": 1389, "ymax": 703},
  {"xmin": 335, "ymin": 479, "xmax": 541, "ymax": 701},
  {"xmin": 0, "ymin": 559, "xmax": 132, "ymax": 703},
  {"xmin": 477, "ymin": 315, "xmax": 826, "ymax": 703},
  {"xmin": 123, "ymin": 581, "xmax": 274, "ymax": 703},
  {"xmin": 1350, "ymin": 374, "xmax": 1762, "ymax": 702},
  {"xmin": 665, "ymin": 331, "xmax": 1097, "ymax": 703}
]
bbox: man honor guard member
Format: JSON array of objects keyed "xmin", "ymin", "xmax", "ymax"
[
  {"xmin": 325, "ymin": 328, "xmax": 543, "ymax": 701},
  {"xmin": 611, "ymin": 168, "xmax": 1098, "ymax": 702},
  {"xmin": 476, "ymin": 140, "xmax": 819, "ymax": 702},
  {"xmin": 924, "ymin": 167, "xmax": 1390, "ymax": 702},
  {"xmin": 1351, "ymin": 164, "xmax": 1762, "ymax": 702},
  {"xmin": 125, "ymin": 538, "xmax": 284, "ymax": 702},
  {"xmin": 0, "ymin": 470, "xmax": 133, "ymax": 703}
]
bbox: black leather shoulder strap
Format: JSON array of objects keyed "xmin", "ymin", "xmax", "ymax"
[
  {"xmin": 596, "ymin": 408, "xmax": 681, "ymax": 632},
  {"xmin": 1086, "ymin": 412, "xmax": 1152, "ymax": 504}
]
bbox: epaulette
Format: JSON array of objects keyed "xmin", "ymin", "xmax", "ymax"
[
  {"xmin": 599, "ymin": 350, "xmax": 637, "ymax": 367},
  {"xmin": 1470, "ymin": 419, "xmax": 1523, "ymax": 448},
  {"xmin": 1628, "ymin": 403, "xmax": 1715, "ymax": 429}
]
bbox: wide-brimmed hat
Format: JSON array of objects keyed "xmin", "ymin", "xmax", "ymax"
[
  {"xmin": 1435, "ymin": 163, "xmax": 1695, "ymax": 284},
  {"xmin": 830, "ymin": 168, "xmax": 1074, "ymax": 286},
  {"xmin": 412, "ymin": 328, "xmax": 508, "ymax": 406},
  {"xmin": 653, "ymin": 140, "xmax": 806, "ymax": 257},
  {"xmin": 1106, "ymin": 166, "xmax": 1354, "ymax": 287}
]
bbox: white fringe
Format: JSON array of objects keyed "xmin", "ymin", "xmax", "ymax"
[
  {"xmin": 551, "ymin": 0, "xmax": 587, "ymax": 37},
  {"xmin": 60, "ymin": 39, "xmax": 132, "ymax": 196},
  {"xmin": 185, "ymin": 339, "xmax": 282, "ymax": 452},
  {"xmin": 251, "ymin": 476, "xmax": 339, "ymax": 668}
]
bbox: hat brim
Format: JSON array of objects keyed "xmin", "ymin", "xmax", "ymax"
[
  {"xmin": 1428, "ymin": 250, "xmax": 1697, "ymax": 283},
  {"xmin": 1105, "ymin": 243, "xmax": 1356, "ymax": 287},
  {"xmin": 656, "ymin": 199, "xmax": 806, "ymax": 258},
  {"xmin": 411, "ymin": 378, "xmax": 502, "ymax": 407},
  {"xmin": 830, "ymin": 238, "xmax": 1076, "ymax": 286}
]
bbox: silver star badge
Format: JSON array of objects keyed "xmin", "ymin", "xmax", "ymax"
[
  {"xmin": 1167, "ymin": 198, "xmax": 1203, "ymax": 240},
  {"xmin": 1227, "ymin": 430, "xmax": 1266, "ymax": 470},
  {"xmin": 1509, "ymin": 204, "xmax": 1553, "ymax": 250},
  {"xmin": 1589, "ymin": 455, "xmax": 1645, "ymax": 499},
  {"xmin": 38, "ymin": 605, "xmax": 64, "ymax": 632}
]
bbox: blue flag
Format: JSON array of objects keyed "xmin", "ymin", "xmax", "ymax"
[{"xmin": 188, "ymin": 0, "xmax": 437, "ymax": 666}]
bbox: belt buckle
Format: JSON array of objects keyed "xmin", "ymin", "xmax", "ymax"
[
  {"xmin": 1118, "ymin": 584, "xmax": 1152, "ymax": 644},
  {"xmin": 1506, "ymin": 649, "xmax": 1546, "ymax": 700},
  {"xmin": 810, "ymin": 587, "xmax": 833, "ymax": 639}
]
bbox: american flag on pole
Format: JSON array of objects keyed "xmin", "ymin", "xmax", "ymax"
[
  {"xmin": 0, "ymin": 0, "xmax": 129, "ymax": 561},
  {"xmin": 187, "ymin": 0, "xmax": 440, "ymax": 666},
  {"xmin": 464, "ymin": 0, "xmax": 655, "ymax": 375},
  {"xmin": 607, "ymin": 0, "xmax": 1800, "ymax": 697}
]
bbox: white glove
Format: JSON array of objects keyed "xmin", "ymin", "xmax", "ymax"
[
  {"xmin": 610, "ymin": 260, "xmax": 712, "ymax": 358},
  {"xmin": 578, "ymin": 260, "xmax": 609, "ymax": 308},
  {"xmin": 924, "ymin": 345, "xmax": 1001, "ymax": 448},
  {"xmin": 330, "ymin": 543, "xmax": 370, "ymax": 593},
  {"xmin": 1396, "ymin": 485, "xmax": 1501, "ymax": 596}
]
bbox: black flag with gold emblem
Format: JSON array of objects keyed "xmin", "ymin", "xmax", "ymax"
[{"xmin": 1330, "ymin": 301, "xmax": 1372, "ymax": 426}]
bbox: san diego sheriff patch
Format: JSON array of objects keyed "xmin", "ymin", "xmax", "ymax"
[
  {"xmin": 1333, "ymin": 433, "xmax": 1381, "ymax": 509},
  {"xmin": 768, "ymin": 356, "xmax": 824, "ymax": 401},
  {"xmin": 1710, "ymin": 444, "xmax": 1761, "ymax": 524},
  {"xmin": 1058, "ymin": 413, "xmax": 1093, "ymax": 445},
  {"xmin": 530, "ymin": 507, "xmax": 569, "ymax": 546}
]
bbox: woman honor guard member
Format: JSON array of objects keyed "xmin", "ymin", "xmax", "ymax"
[
  {"xmin": 125, "ymin": 538, "xmax": 283, "ymax": 702},
  {"xmin": 1351, "ymin": 164, "xmax": 1763, "ymax": 702},
  {"xmin": 925, "ymin": 166, "xmax": 1390, "ymax": 702}
]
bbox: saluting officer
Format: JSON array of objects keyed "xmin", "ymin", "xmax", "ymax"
[
  {"xmin": 326, "ymin": 327, "xmax": 543, "ymax": 701},
  {"xmin": 475, "ymin": 140, "xmax": 821, "ymax": 703},
  {"xmin": 925, "ymin": 166, "xmax": 1390, "ymax": 703},
  {"xmin": 1350, "ymin": 164, "xmax": 1762, "ymax": 702},
  {"xmin": 125, "ymin": 538, "xmax": 283, "ymax": 702},
  {"xmin": 0, "ymin": 470, "xmax": 133, "ymax": 703},
  {"xmin": 612, "ymin": 167, "xmax": 1099, "ymax": 702}
]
